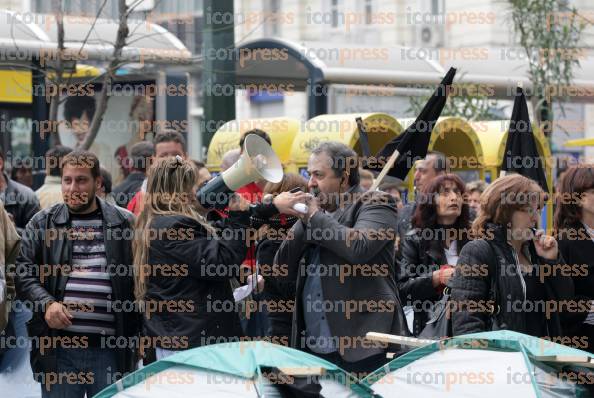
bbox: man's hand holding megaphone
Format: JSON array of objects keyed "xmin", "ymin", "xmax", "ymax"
[
  {"xmin": 267, "ymin": 190, "xmax": 309, "ymax": 217},
  {"xmin": 299, "ymin": 193, "xmax": 320, "ymax": 224}
]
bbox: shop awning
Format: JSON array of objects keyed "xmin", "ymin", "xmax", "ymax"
[{"xmin": 0, "ymin": 10, "xmax": 191, "ymax": 65}]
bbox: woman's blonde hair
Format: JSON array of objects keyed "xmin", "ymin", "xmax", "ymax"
[
  {"xmin": 133, "ymin": 156, "xmax": 215, "ymax": 301},
  {"xmin": 472, "ymin": 173, "xmax": 546, "ymax": 237}
]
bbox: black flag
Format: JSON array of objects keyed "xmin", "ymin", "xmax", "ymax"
[
  {"xmin": 501, "ymin": 86, "xmax": 549, "ymax": 192},
  {"xmin": 370, "ymin": 67, "xmax": 456, "ymax": 180}
]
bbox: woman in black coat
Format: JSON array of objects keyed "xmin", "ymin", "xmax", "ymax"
[
  {"xmin": 450, "ymin": 174, "xmax": 574, "ymax": 338},
  {"xmin": 133, "ymin": 156, "xmax": 251, "ymax": 361},
  {"xmin": 397, "ymin": 174, "xmax": 470, "ymax": 336},
  {"xmin": 555, "ymin": 164, "xmax": 594, "ymax": 352}
]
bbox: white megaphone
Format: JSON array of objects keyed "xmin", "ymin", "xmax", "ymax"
[{"xmin": 197, "ymin": 134, "xmax": 284, "ymax": 209}]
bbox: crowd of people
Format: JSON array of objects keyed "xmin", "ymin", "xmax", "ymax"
[{"xmin": 0, "ymin": 128, "xmax": 593, "ymax": 396}]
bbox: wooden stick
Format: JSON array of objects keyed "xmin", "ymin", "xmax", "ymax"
[
  {"xmin": 278, "ymin": 367, "xmax": 326, "ymax": 376},
  {"xmin": 370, "ymin": 149, "xmax": 400, "ymax": 191},
  {"xmin": 366, "ymin": 332, "xmax": 436, "ymax": 348},
  {"xmin": 531, "ymin": 355, "xmax": 594, "ymax": 367}
]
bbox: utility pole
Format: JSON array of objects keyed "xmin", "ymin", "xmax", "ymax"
[{"xmin": 202, "ymin": 0, "xmax": 235, "ymax": 150}]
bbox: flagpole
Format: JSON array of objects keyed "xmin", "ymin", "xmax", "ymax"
[{"xmin": 370, "ymin": 149, "xmax": 400, "ymax": 191}]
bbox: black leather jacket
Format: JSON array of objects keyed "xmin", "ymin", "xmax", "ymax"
[
  {"xmin": 14, "ymin": 198, "xmax": 138, "ymax": 381},
  {"xmin": 1, "ymin": 174, "xmax": 40, "ymax": 232},
  {"xmin": 450, "ymin": 223, "xmax": 574, "ymax": 338},
  {"xmin": 397, "ymin": 228, "xmax": 468, "ymax": 336}
]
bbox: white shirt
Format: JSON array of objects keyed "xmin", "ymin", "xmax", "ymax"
[{"xmin": 444, "ymin": 240, "xmax": 459, "ymax": 265}]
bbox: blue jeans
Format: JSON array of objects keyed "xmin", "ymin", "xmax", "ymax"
[
  {"xmin": 0, "ymin": 302, "xmax": 32, "ymax": 373},
  {"xmin": 40, "ymin": 347, "xmax": 117, "ymax": 398}
]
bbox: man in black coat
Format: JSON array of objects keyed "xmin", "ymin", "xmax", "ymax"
[
  {"xmin": 112, "ymin": 141, "xmax": 154, "ymax": 208},
  {"xmin": 274, "ymin": 142, "xmax": 409, "ymax": 376},
  {"xmin": 0, "ymin": 147, "xmax": 40, "ymax": 233},
  {"xmin": 396, "ymin": 152, "xmax": 446, "ymax": 253},
  {"xmin": 15, "ymin": 150, "xmax": 138, "ymax": 398}
]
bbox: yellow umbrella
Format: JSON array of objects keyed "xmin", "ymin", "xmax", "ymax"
[{"xmin": 564, "ymin": 138, "xmax": 594, "ymax": 147}]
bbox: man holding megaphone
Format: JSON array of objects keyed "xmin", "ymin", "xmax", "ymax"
[{"xmin": 273, "ymin": 141, "xmax": 410, "ymax": 376}]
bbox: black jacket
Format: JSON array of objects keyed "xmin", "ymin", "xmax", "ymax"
[
  {"xmin": 397, "ymin": 228, "xmax": 468, "ymax": 336},
  {"xmin": 275, "ymin": 188, "xmax": 409, "ymax": 362},
  {"xmin": 1, "ymin": 174, "xmax": 40, "ymax": 232},
  {"xmin": 395, "ymin": 202, "xmax": 416, "ymax": 256},
  {"xmin": 258, "ymin": 218, "xmax": 298, "ymax": 340},
  {"xmin": 14, "ymin": 198, "xmax": 138, "ymax": 381},
  {"xmin": 143, "ymin": 212, "xmax": 248, "ymax": 349},
  {"xmin": 558, "ymin": 223, "xmax": 594, "ymax": 352},
  {"xmin": 450, "ymin": 223, "xmax": 574, "ymax": 338},
  {"xmin": 112, "ymin": 171, "xmax": 145, "ymax": 208}
]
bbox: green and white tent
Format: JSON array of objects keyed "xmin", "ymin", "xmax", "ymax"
[
  {"xmin": 363, "ymin": 330, "xmax": 594, "ymax": 398},
  {"xmin": 93, "ymin": 341, "xmax": 373, "ymax": 398}
]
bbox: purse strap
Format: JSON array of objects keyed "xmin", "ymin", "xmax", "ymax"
[{"xmin": 484, "ymin": 240, "xmax": 501, "ymax": 317}]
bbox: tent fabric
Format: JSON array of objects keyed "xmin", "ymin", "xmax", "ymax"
[
  {"xmin": 457, "ymin": 330, "xmax": 593, "ymax": 359},
  {"xmin": 94, "ymin": 342, "xmax": 373, "ymax": 398},
  {"xmin": 363, "ymin": 331, "xmax": 593, "ymax": 398},
  {"xmin": 369, "ymin": 349, "xmax": 537, "ymax": 398},
  {"xmin": 109, "ymin": 366, "xmax": 260, "ymax": 398}
]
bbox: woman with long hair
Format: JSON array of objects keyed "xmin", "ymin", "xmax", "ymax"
[
  {"xmin": 555, "ymin": 164, "xmax": 594, "ymax": 352},
  {"xmin": 133, "ymin": 156, "xmax": 249, "ymax": 361},
  {"xmin": 450, "ymin": 174, "xmax": 574, "ymax": 338},
  {"xmin": 397, "ymin": 174, "xmax": 471, "ymax": 336}
]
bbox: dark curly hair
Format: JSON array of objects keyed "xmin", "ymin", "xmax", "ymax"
[
  {"xmin": 554, "ymin": 164, "xmax": 594, "ymax": 230},
  {"xmin": 411, "ymin": 173, "xmax": 471, "ymax": 254}
]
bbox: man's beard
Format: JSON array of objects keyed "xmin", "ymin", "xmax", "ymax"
[
  {"xmin": 311, "ymin": 187, "xmax": 340, "ymax": 211},
  {"xmin": 67, "ymin": 191, "xmax": 96, "ymax": 213}
]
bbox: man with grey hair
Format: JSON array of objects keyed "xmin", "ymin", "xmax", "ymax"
[
  {"xmin": 112, "ymin": 141, "xmax": 154, "ymax": 207},
  {"xmin": 274, "ymin": 141, "xmax": 409, "ymax": 376},
  {"xmin": 396, "ymin": 151, "xmax": 447, "ymax": 253}
]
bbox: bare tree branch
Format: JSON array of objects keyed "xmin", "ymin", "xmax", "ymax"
[
  {"xmin": 47, "ymin": 0, "xmax": 64, "ymax": 145},
  {"xmin": 80, "ymin": 0, "xmax": 129, "ymax": 150}
]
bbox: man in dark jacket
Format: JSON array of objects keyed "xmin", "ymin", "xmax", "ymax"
[
  {"xmin": 112, "ymin": 141, "xmax": 154, "ymax": 208},
  {"xmin": 396, "ymin": 152, "xmax": 446, "ymax": 253},
  {"xmin": 274, "ymin": 142, "xmax": 409, "ymax": 376},
  {"xmin": 0, "ymin": 147, "xmax": 40, "ymax": 233},
  {"xmin": 15, "ymin": 150, "xmax": 138, "ymax": 397}
]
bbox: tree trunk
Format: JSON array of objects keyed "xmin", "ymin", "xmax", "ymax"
[{"xmin": 80, "ymin": 0, "xmax": 129, "ymax": 150}]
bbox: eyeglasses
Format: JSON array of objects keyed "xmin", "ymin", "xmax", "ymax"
[{"xmin": 520, "ymin": 206, "xmax": 541, "ymax": 217}]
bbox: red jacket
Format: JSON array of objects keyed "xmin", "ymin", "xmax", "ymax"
[{"xmin": 234, "ymin": 182, "xmax": 262, "ymax": 269}]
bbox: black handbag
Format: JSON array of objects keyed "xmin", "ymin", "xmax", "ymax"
[
  {"xmin": 418, "ymin": 242, "xmax": 501, "ymax": 339},
  {"xmin": 418, "ymin": 287, "xmax": 453, "ymax": 339}
]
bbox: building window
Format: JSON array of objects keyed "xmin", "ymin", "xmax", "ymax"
[
  {"xmin": 331, "ymin": 0, "xmax": 342, "ymax": 28},
  {"xmin": 365, "ymin": 0, "xmax": 372, "ymax": 25},
  {"xmin": 264, "ymin": 0, "xmax": 280, "ymax": 36},
  {"xmin": 431, "ymin": 0, "xmax": 442, "ymax": 15}
]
